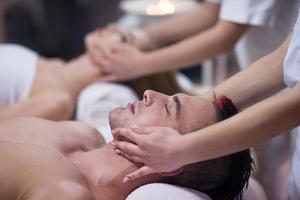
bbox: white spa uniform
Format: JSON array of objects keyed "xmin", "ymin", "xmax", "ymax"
[
  {"xmin": 284, "ymin": 11, "xmax": 300, "ymax": 199},
  {"xmin": 220, "ymin": 0, "xmax": 300, "ymax": 68},
  {"xmin": 0, "ymin": 44, "xmax": 38, "ymax": 107}
]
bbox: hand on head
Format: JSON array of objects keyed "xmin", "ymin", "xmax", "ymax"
[
  {"xmin": 85, "ymin": 25, "xmax": 153, "ymax": 82},
  {"xmin": 108, "ymin": 90, "xmax": 219, "ymax": 182},
  {"xmin": 111, "ymin": 126, "xmax": 185, "ymax": 182},
  {"xmin": 85, "ymin": 24, "xmax": 130, "ymax": 60},
  {"xmin": 96, "ymin": 43, "xmax": 150, "ymax": 82}
]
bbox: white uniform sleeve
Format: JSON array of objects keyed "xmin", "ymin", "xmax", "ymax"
[
  {"xmin": 284, "ymin": 10, "xmax": 300, "ymax": 87},
  {"xmin": 220, "ymin": 0, "xmax": 282, "ymax": 27}
]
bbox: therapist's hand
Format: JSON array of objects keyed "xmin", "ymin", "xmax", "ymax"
[
  {"xmin": 95, "ymin": 43, "xmax": 152, "ymax": 82},
  {"xmin": 111, "ymin": 126, "xmax": 185, "ymax": 182},
  {"xmin": 85, "ymin": 25, "xmax": 129, "ymax": 65}
]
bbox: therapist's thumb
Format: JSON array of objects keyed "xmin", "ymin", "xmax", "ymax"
[{"xmin": 123, "ymin": 166, "xmax": 155, "ymax": 182}]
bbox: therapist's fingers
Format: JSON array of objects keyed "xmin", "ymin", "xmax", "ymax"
[
  {"xmin": 112, "ymin": 141, "xmax": 143, "ymax": 158},
  {"xmin": 123, "ymin": 165, "xmax": 156, "ymax": 182},
  {"xmin": 115, "ymin": 149, "xmax": 143, "ymax": 163},
  {"xmin": 90, "ymin": 58, "xmax": 113, "ymax": 76},
  {"xmin": 90, "ymin": 55, "xmax": 114, "ymax": 74},
  {"xmin": 112, "ymin": 128, "xmax": 142, "ymax": 144},
  {"xmin": 131, "ymin": 126, "xmax": 161, "ymax": 135}
]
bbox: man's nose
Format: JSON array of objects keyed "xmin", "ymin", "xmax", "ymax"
[{"xmin": 143, "ymin": 90, "xmax": 155, "ymax": 106}]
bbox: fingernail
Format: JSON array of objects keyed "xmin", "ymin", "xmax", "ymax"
[
  {"xmin": 111, "ymin": 142, "xmax": 116, "ymax": 147},
  {"xmin": 123, "ymin": 176, "xmax": 130, "ymax": 183},
  {"xmin": 115, "ymin": 149, "xmax": 121, "ymax": 154}
]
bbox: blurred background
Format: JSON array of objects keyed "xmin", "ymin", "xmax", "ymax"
[{"xmin": 0, "ymin": 0, "xmax": 123, "ymax": 59}]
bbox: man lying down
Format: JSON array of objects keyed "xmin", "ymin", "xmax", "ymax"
[{"xmin": 0, "ymin": 90, "xmax": 253, "ymax": 200}]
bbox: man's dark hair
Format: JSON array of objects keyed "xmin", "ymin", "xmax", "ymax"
[{"xmin": 160, "ymin": 96, "xmax": 254, "ymax": 200}]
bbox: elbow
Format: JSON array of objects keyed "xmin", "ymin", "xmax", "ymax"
[
  {"xmin": 212, "ymin": 21, "xmax": 249, "ymax": 55},
  {"xmin": 217, "ymin": 39, "xmax": 237, "ymax": 55}
]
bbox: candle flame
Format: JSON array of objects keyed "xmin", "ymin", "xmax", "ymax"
[{"xmin": 146, "ymin": 0, "xmax": 176, "ymax": 16}]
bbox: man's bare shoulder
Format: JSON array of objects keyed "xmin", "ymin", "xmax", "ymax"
[
  {"xmin": 0, "ymin": 141, "xmax": 93, "ymax": 200},
  {"xmin": 0, "ymin": 117, "xmax": 105, "ymax": 153}
]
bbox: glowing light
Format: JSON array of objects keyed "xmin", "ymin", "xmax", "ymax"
[
  {"xmin": 158, "ymin": 0, "xmax": 175, "ymax": 14},
  {"xmin": 146, "ymin": 0, "xmax": 176, "ymax": 16}
]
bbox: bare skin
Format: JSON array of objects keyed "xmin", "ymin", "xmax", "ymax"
[
  {"xmin": 0, "ymin": 117, "xmax": 151, "ymax": 200},
  {"xmin": 85, "ymin": 2, "xmax": 249, "ymax": 82},
  {"xmin": 0, "ymin": 91, "xmax": 218, "ymax": 200},
  {"xmin": 0, "ymin": 54, "xmax": 102, "ymax": 121}
]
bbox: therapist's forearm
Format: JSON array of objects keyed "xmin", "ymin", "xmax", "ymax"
[
  {"xmin": 180, "ymin": 82, "xmax": 300, "ymax": 165},
  {"xmin": 144, "ymin": 1, "xmax": 220, "ymax": 47},
  {"xmin": 203, "ymin": 34, "xmax": 291, "ymax": 108},
  {"xmin": 143, "ymin": 20, "xmax": 248, "ymax": 74}
]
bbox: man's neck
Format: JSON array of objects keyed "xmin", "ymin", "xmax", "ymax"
[{"xmin": 70, "ymin": 144, "xmax": 160, "ymax": 200}]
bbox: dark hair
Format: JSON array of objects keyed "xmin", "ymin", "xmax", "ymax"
[
  {"xmin": 124, "ymin": 71, "xmax": 185, "ymax": 98},
  {"xmin": 160, "ymin": 95, "xmax": 254, "ymax": 200}
]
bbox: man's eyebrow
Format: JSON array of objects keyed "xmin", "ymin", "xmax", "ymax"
[{"xmin": 173, "ymin": 95, "xmax": 181, "ymax": 119}]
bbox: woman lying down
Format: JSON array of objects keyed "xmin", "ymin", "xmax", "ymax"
[
  {"xmin": 0, "ymin": 89, "xmax": 253, "ymax": 200},
  {"xmin": 0, "ymin": 43, "xmax": 181, "ymax": 121}
]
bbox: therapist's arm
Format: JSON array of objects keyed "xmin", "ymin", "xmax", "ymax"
[
  {"xmin": 181, "ymin": 82, "xmax": 300, "ymax": 165},
  {"xmin": 144, "ymin": 20, "xmax": 249, "ymax": 72},
  {"xmin": 97, "ymin": 20, "xmax": 249, "ymax": 82},
  {"xmin": 142, "ymin": 1, "xmax": 220, "ymax": 49},
  {"xmin": 85, "ymin": 1, "xmax": 220, "ymax": 54},
  {"xmin": 202, "ymin": 35, "xmax": 291, "ymax": 109}
]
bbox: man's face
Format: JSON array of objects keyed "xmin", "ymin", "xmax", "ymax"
[{"xmin": 109, "ymin": 90, "xmax": 218, "ymax": 134}]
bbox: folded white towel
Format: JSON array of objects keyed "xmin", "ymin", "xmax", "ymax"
[
  {"xmin": 127, "ymin": 178, "xmax": 267, "ymax": 200},
  {"xmin": 76, "ymin": 83, "xmax": 138, "ymax": 143},
  {"xmin": 126, "ymin": 183, "xmax": 211, "ymax": 200}
]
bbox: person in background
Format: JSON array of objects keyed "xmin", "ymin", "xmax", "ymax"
[
  {"xmin": 0, "ymin": 43, "xmax": 183, "ymax": 121},
  {"xmin": 0, "ymin": 44, "xmax": 102, "ymax": 121}
]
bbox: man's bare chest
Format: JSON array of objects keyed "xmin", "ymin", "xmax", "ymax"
[{"xmin": 0, "ymin": 142, "xmax": 91, "ymax": 200}]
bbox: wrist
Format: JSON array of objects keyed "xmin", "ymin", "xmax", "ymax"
[
  {"xmin": 200, "ymin": 89, "xmax": 215, "ymax": 101},
  {"xmin": 174, "ymin": 134, "xmax": 193, "ymax": 166},
  {"xmin": 137, "ymin": 53, "xmax": 159, "ymax": 76},
  {"xmin": 130, "ymin": 29, "xmax": 158, "ymax": 51}
]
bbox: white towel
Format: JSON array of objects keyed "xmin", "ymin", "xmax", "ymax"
[
  {"xmin": 76, "ymin": 83, "xmax": 138, "ymax": 143},
  {"xmin": 126, "ymin": 183, "xmax": 211, "ymax": 200}
]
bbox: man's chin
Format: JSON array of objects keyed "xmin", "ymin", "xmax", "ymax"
[{"xmin": 109, "ymin": 106, "xmax": 131, "ymax": 131}]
